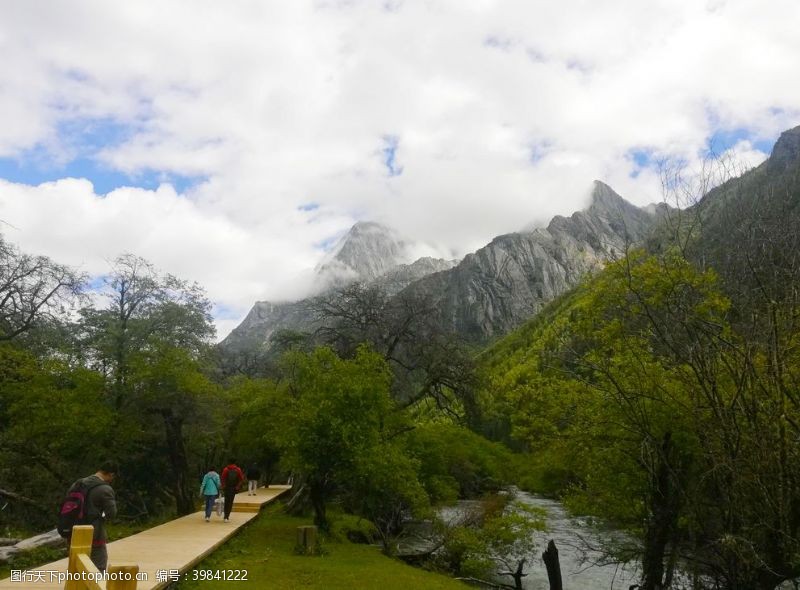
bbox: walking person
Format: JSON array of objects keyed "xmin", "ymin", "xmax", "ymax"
[
  {"xmin": 61, "ymin": 461, "xmax": 118, "ymax": 572},
  {"xmin": 199, "ymin": 467, "xmax": 221, "ymax": 522},
  {"xmin": 246, "ymin": 464, "xmax": 261, "ymax": 496},
  {"xmin": 220, "ymin": 458, "xmax": 245, "ymax": 522}
]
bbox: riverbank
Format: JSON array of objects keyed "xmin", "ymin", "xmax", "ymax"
[{"xmin": 174, "ymin": 504, "xmax": 469, "ymax": 590}]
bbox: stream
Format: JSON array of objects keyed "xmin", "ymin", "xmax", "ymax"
[
  {"xmin": 402, "ymin": 493, "xmax": 798, "ymax": 589},
  {"xmin": 513, "ymin": 491, "xmax": 639, "ymax": 589},
  {"xmin": 402, "ymin": 491, "xmax": 643, "ymax": 589}
]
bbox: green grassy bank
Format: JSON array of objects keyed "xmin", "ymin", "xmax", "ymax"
[{"xmin": 175, "ymin": 505, "xmax": 468, "ymax": 590}]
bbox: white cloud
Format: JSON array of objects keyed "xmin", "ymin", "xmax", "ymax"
[{"xmin": 0, "ymin": 0, "xmax": 798, "ymax": 338}]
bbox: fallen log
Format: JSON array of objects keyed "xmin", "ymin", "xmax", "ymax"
[
  {"xmin": 0, "ymin": 538, "xmax": 22, "ymax": 547},
  {"xmin": 0, "ymin": 529, "xmax": 65, "ymax": 564}
]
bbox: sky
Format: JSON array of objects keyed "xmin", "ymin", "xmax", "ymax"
[{"xmin": 1, "ymin": 1, "xmax": 799, "ymax": 340}]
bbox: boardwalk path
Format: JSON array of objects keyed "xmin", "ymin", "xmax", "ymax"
[{"xmin": 0, "ymin": 486, "xmax": 290, "ymax": 590}]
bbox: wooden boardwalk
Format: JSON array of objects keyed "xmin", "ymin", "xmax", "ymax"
[{"xmin": 0, "ymin": 486, "xmax": 290, "ymax": 590}]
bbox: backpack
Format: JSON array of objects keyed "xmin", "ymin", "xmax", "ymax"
[
  {"xmin": 57, "ymin": 480, "xmax": 103, "ymax": 539},
  {"xmin": 225, "ymin": 467, "xmax": 241, "ymax": 488}
]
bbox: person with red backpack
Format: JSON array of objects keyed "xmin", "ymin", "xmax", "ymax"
[
  {"xmin": 58, "ymin": 460, "xmax": 118, "ymax": 571},
  {"xmin": 220, "ymin": 458, "xmax": 244, "ymax": 522}
]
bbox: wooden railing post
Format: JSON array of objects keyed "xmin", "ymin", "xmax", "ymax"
[
  {"xmin": 107, "ymin": 564, "xmax": 140, "ymax": 590},
  {"xmin": 64, "ymin": 525, "xmax": 138, "ymax": 590},
  {"xmin": 75, "ymin": 555, "xmax": 102, "ymax": 590},
  {"xmin": 65, "ymin": 526, "xmax": 94, "ymax": 590}
]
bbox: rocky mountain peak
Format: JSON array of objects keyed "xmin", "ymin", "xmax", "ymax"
[
  {"xmin": 315, "ymin": 220, "xmax": 411, "ymax": 286},
  {"xmin": 588, "ymin": 180, "xmax": 638, "ymax": 217},
  {"xmin": 348, "ymin": 220, "xmax": 392, "ymax": 236},
  {"xmin": 769, "ymin": 125, "xmax": 800, "ymax": 172}
]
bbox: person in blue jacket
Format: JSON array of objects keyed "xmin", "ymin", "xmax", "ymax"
[{"xmin": 199, "ymin": 467, "xmax": 222, "ymax": 522}]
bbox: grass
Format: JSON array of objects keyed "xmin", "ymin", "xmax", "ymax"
[
  {"xmin": 175, "ymin": 505, "xmax": 469, "ymax": 590},
  {"xmin": 0, "ymin": 546, "xmax": 65, "ymax": 580}
]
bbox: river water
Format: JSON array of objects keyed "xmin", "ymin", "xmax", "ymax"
[
  {"xmin": 408, "ymin": 493, "xmax": 797, "ymax": 589},
  {"xmin": 513, "ymin": 491, "xmax": 639, "ymax": 589},
  {"xmin": 418, "ymin": 491, "xmax": 641, "ymax": 589}
]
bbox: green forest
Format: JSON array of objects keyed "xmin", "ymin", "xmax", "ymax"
[{"xmin": 2, "ymin": 133, "xmax": 800, "ymax": 590}]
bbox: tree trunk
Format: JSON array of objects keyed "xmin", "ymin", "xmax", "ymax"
[
  {"xmin": 284, "ymin": 481, "xmax": 309, "ymax": 515},
  {"xmin": 542, "ymin": 540, "xmax": 563, "ymax": 590},
  {"xmin": 309, "ymin": 481, "xmax": 328, "ymax": 531},
  {"xmin": 641, "ymin": 432, "xmax": 680, "ymax": 590},
  {"xmin": 161, "ymin": 410, "xmax": 194, "ymax": 515}
]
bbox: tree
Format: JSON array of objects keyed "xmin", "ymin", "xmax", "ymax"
[
  {"xmin": 344, "ymin": 444, "xmax": 429, "ymax": 553},
  {"xmin": 441, "ymin": 495, "xmax": 546, "ymax": 590},
  {"xmin": 0, "ymin": 344, "xmax": 113, "ymax": 527},
  {"xmin": 226, "ymin": 376, "xmax": 289, "ymax": 486},
  {"xmin": 129, "ymin": 345, "xmax": 221, "ymax": 515},
  {"xmin": 280, "ymin": 345, "xmax": 397, "ymax": 531},
  {"xmin": 311, "ymin": 283, "xmax": 479, "ymax": 424},
  {"xmin": 78, "ymin": 254, "xmax": 213, "ymax": 405},
  {"xmin": 0, "ymin": 235, "xmax": 84, "ymax": 340},
  {"xmin": 76, "ymin": 254, "xmax": 219, "ymax": 515},
  {"xmin": 493, "ymin": 247, "xmax": 800, "ymax": 588}
]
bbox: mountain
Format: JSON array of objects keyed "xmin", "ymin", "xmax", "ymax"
[
  {"xmin": 221, "ymin": 222, "xmax": 455, "ymax": 353},
  {"xmin": 399, "ymin": 181, "xmax": 662, "ymax": 341},
  {"xmin": 314, "ymin": 221, "xmax": 412, "ymax": 290},
  {"xmin": 480, "ymin": 123, "xmax": 800, "ymax": 370},
  {"xmin": 686, "ymin": 124, "xmax": 800, "ymax": 311},
  {"xmin": 222, "ymin": 181, "xmax": 665, "ymax": 354}
]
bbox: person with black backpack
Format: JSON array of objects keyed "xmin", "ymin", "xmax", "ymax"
[
  {"xmin": 220, "ymin": 458, "xmax": 244, "ymax": 522},
  {"xmin": 58, "ymin": 460, "xmax": 118, "ymax": 571}
]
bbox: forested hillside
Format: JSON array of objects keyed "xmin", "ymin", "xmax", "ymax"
[{"xmin": 478, "ymin": 126, "xmax": 800, "ymax": 588}]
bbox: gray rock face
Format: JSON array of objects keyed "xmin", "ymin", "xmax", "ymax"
[
  {"xmin": 372, "ymin": 256, "xmax": 459, "ymax": 296},
  {"xmin": 220, "ymin": 299, "xmax": 314, "ymax": 354},
  {"xmin": 223, "ymin": 181, "xmax": 663, "ymax": 352},
  {"xmin": 767, "ymin": 125, "xmax": 800, "ymax": 173},
  {"xmin": 401, "ymin": 181, "xmax": 658, "ymax": 341},
  {"xmin": 315, "ymin": 221, "xmax": 412, "ymax": 289}
]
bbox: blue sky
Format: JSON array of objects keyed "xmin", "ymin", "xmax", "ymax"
[{"xmin": 0, "ymin": 118, "xmax": 203, "ymax": 194}]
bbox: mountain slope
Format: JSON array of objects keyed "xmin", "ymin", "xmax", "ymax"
[{"xmin": 400, "ymin": 181, "xmax": 661, "ymax": 341}]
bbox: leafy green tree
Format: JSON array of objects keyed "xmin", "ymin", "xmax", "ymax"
[
  {"xmin": 281, "ymin": 345, "xmax": 397, "ymax": 531},
  {"xmin": 128, "ymin": 345, "xmax": 222, "ymax": 515},
  {"xmin": 344, "ymin": 443, "xmax": 429, "ymax": 553},
  {"xmin": 404, "ymin": 424, "xmax": 524, "ymax": 505},
  {"xmin": 311, "ymin": 283, "xmax": 479, "ymax": 424},
  {"xmin": 0, "ymin": 344, "xmax": 113, "ymax": 527},
  {"xmin": 226, "ymin": 376, "xmax": 289, "ymax": 484},
  {"xmin": 75, "ymin": 255, "xmax": 219, "ymax": 516},
  {"xmin": 78, "ymin": 254, "xmax": 214, "ymax": 407},
  {"xmin": 441, "ymin": 496, "xmax": 546, "ymax": 590},
  {"xmin": 485, "ymin": 247, "xmax": 800, "ymax": 588}
]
